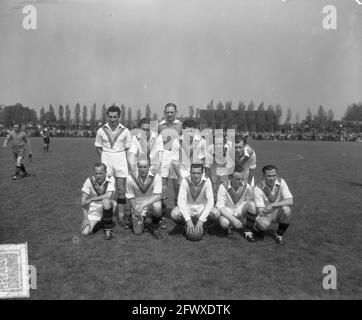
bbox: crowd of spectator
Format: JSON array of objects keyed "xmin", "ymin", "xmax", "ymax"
[
  {"xmin": 1, "ymin": 127, "xmax": 361, "ymax": 143},
  {"xmin": 251, "ymin": 131, "xmax": 362, "ymax": 142}
]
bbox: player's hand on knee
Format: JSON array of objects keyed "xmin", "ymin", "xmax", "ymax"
[
  {"xmin": 132, "ymin": 213, "xmax": 142, "ymax": 227},
  {"xmin": 232, "ymin": 218, "xmax": 243, "ymax": 230},
  {"xmin": 195, "ymin": 220, "xmax": 204, "ymax": 234},
  {"xmin": 134, "ymin": 203, "xmax": 143, "ymax": 214},
  {"xmin": 186, "ymin": 220, "xmax": 194, "ymax": 234}
]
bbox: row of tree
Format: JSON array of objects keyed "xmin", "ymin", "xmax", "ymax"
[
  {"xmin": 38, "ymin": 103, "xmax": 159, "ymax": 128},
  {"xmin": 199, "ymin": 100, "xmax": 337, "ymax": 132},
  {"xmin": 1, "ymin": 101, "xmax": 361, "ymax": 130}
]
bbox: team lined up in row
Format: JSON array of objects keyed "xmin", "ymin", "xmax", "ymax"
[{"xmin": 81, "ymin": 103, "xmax": 293, "ymax": 243}]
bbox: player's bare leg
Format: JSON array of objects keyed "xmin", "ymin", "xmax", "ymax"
[{"xmin": 145, "ymin": 201, "xmax": 163, "ymax": 239}]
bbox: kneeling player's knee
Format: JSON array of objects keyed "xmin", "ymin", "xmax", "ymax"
[
  {"xmin": 209, "ymin": 207, "xmax": 220, "ymax": 221},
  {"xmin": 256, "ymin": 217, "xmax": 270, "ymax": 231},
  {"xmin": 247, "ymin": 201, "xmax": 257, "ymax": 214},
  {"xmin": 118, "ymin": 188, "xmax": 126, "ymax": 197},
  {"xmin": 152, "ymin": 202, "xmax": 162, "ymax": 218},
  {"xmin": 81, "ymin": 225, "xmax": 92, "ymax": 236},
  {"xmin": 170, "ymin": 207, "xmax": 182, "ymax": 223},
  {"xmin": 281, "ymin": 206, "xmax": 291, "ymax": 219},
  {"xmin": 219, "ymin": 216, "xmax": 230, "ymax": 229},
  {"xmin": 102, "ymin": 199, "xmax": 112, "ymax": 210}
]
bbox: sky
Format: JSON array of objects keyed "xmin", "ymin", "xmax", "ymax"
[{"xmin": 0, "ymin": 0, "xmax": 361, "ymax": 120}]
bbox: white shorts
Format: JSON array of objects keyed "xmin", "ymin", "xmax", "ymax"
[
  {"xmin": 130, "ymin": 199, "xmax": 162, "ymax": 217},
  {"xmin": 101, "ymin": 151, "xmax": 128, "ymax": 178},
  {"xmin": 160, "ymin": 150, "xmax": 177, "ymax": 178},
  {"xmin": 215, "ymin": 202, "xmax": 248, "ymax": 220},
  {"xmin": 256, "ymin": 208, "xmax": 281, "ymax": 225},
  {"xmin": 87, "ymin": 200, "xmax": 117, "ymax": 222},
  {"xmin": 172, "ymin": 206, "xmax": 203, "ymax": 220}
]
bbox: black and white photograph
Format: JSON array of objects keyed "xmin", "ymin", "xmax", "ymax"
[{"xmin": 0, "ymin": 0, "xmax": 361, "ymax": 302}]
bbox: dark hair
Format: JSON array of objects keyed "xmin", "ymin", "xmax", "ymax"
[
  {"xmin": 262, "ymin": 164, "xmax": 278, "ymax": 174},
  {"xmin": 182, "ymin": 118, "xmax": 197, "ymax": 129},
  {"xmin": 164, "ymin": 103, "xmax": 177, "ymax": 112},
  {"xmin": 106, "ymin": 105, "xmax": 121, "ymax": 116},
  {"xmin": 93, "ymin": 162, "xmax": 107, "ymax": 172},
  {"xmin": 190, "ymin": 163, "xmax": 204, "ymax": 172},
  {"xmin": 233, "ymin": 164, "xmax": 245, "ymax": 174},
  {"xmin": 235, "ymin": 134, "xmax": 246, "ymax": 145},
  {"xmin": 139, "ymin": 117, "xmax": 151, "ymax": 127}
]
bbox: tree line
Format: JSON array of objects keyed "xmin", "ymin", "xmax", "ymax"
[{"xmin": 1, "ymin": 101, "xmax": 362, "ymax": 130}]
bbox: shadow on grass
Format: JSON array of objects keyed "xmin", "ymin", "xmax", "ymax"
[{"xmin": 349, "ymin": 182, "xmax": 362, "ymax": 188}]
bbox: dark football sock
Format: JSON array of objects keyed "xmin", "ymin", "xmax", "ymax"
[
  {"xmin": 117, "ymin": 198, "xmax": 126, "ymax": 205},
  {"xmin": 253, "ymin": 225, "xmax": 265, "ymax": 238},
  {"xmin": 20, "ymin": 164, "xmax": 26, "ymax": 172},
  {"xmin": 245, "ymin": 211, "xmax": 256, "ymax": 231},
  {"xmin": 15, "ymin": 166, "xmax": 21, "ymax": 175},
  {"xmin": 277, "ymin": 223, "xmax": 290, "ymax": 236},
  {"xmin": 161, "ymin": 201, "xmax": 166, "ymax": 214},
  {"xmin": 102, "ymin": 208, "xmax": 114, "ymax": 230},
  {"xmin": 152, "ymin": 215, "xmax": 161, "ymax": 226}
]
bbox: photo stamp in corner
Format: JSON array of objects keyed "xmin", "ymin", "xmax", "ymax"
[{"xmin": 0, "ymin": 243, "xmax": 30, "ymax": 299}]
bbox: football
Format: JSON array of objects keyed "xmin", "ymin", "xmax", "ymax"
[
  {"xmin": 133, "ymin": 219, "xmax": 144, "ymax": 235},
  {"xmin": 187, "ymin": 229, "xmax": 203, "ymax": 242}
]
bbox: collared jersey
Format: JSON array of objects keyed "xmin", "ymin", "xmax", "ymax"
[
  {"xmin": 216, "ymin": 180, "xmax": 254, "ymax": 210},
  {"xmin": 254, "ymin": 178, "xmax": 293, "ymax": 208},
  {"xmin": 126, "ymin": 171, "xmax": 162, "ymax": 201},
  {"xmin": 158, "ymin": 118, "xmax": 183, "ymax": 152},
  {"xmin": 178, "ymin": 176, "xmax": 214, "ymax": 222},
  {"xmin": 95, "ymin": 123, "xmax": 131, "ymax": 153},
  {"xmin": 158, "ymin": 118, "xmax": 182, "ymax": 135},
  {"xmin": 82, "ymin": 176, "xmax": 116, "ymax": 198}
]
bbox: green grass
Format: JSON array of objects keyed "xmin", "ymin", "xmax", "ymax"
[{"xmin": 0, "ymin": 138, "xmax": 361, "ymax": 299}]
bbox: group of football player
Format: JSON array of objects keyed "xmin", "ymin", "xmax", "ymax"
[{"xmin": 81, "ymin": 103, "xmax": 294, "ymax": 244}]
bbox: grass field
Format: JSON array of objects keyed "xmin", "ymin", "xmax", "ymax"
[{"xmin": 0, "ymin": 137, "xmax": 361, "ymax": 299}]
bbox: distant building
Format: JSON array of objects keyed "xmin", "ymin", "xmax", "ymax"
[{"xmin": 199, "ymin": 109, "xmax": 276, "ymax": 132}]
